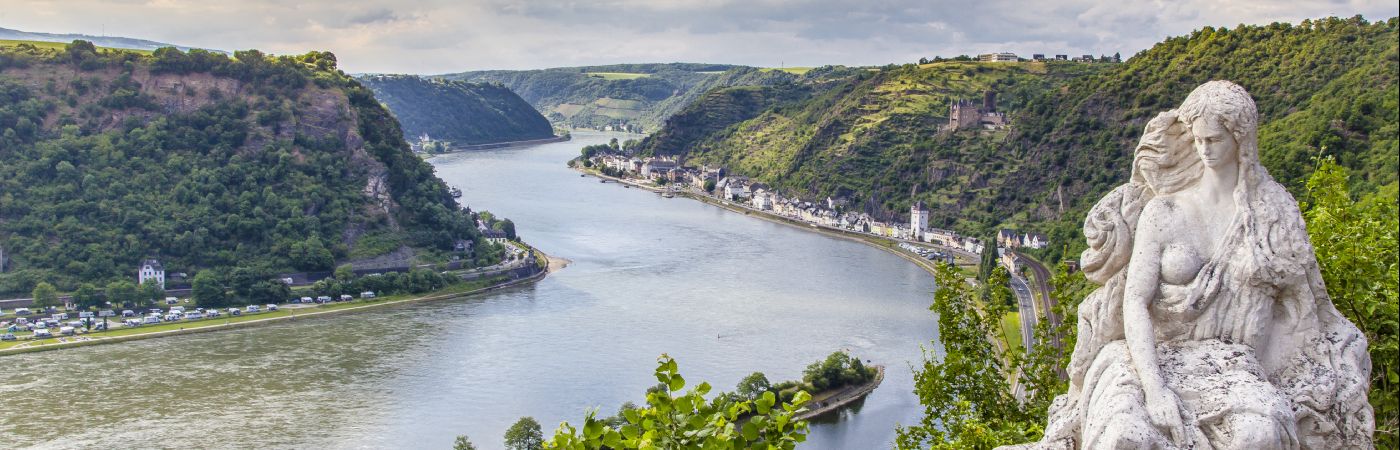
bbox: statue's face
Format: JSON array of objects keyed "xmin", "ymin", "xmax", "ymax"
[{"xmin": 1190, "ymin": 115, "xmax": 1238, "ymax": 169}]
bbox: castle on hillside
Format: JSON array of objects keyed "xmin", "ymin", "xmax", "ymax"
[{"xmin": 945, "ymin": 91, "xmax": 1007, "ymax": 131}]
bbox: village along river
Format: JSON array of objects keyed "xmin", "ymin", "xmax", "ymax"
[{"xmin": 0, "ymin": 132, "xmax": 938, "ymax": 449}]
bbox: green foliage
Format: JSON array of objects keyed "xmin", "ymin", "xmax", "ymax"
[
  {"xmin": 358, "ymin": 75, "xmax": 554, "ymax": 146},
  {"xmin": 191, "ymin": 271, "xmax": 227, "ymax": 307},
  {"xmin": 735, "ymin": 372, "xmax": 771, "ymax": 402},
  {"xmin": 546, "ymin": 354, "xmax": 811, "ymax": 449},
  {"xmin": 453, "ymin": 435, "xmax": 478, "ymax": 450},
  {"xmin": 897, "ymin": 264, "xmax": 1048, "ymax": 449},
  {"xmin": 505, "ymin": 417, "xmax": 544, "ymax": 450},
  {"xmin": 0, "ymin": 41, "xmax": 485, "ymax": 294},
  {"xmin": 105, "ymin": 280, "xmax": 138, "ymax": 308},
  {"xmin": 1302, "ymin": 158, "xmax": 1399, "ymax": 446},
  {"xmin": 73, "ymin": 283, "xmax": 101, "ymax": 309},
  {"xmin": 31, "ymin": 281, "xmax": 58, "ymax": 308},
  {"xmin": 801, "ymin": 351, "xmax": 875, "ymax": 391}
]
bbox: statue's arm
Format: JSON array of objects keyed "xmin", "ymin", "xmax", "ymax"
[
  {"xmin": 1123, "ymin": 199, "xmax": 1187, "ymax": 442},
  {"xmin": 1123, "ymin": 202, "xmax": 1165, "ymax": 390}
]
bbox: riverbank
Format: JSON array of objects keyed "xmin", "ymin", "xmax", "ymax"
[
  {"xmin": 796, "ymin": 365, "xmax": 886, "ymax": 421},
  {"xmin": 0, "ymin": 247, "xmax": 564, "ymax": 356},
  {"xmin": 429, "ymin": 135, "xmax": 571, "ymax": 156}
]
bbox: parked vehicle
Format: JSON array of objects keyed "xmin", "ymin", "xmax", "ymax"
[
  {"xmin": 206, "ymin": 310, "xmax": 221, "ymax": 318},
  {"xmin": 51, "ymin": 313, "xmax": 68, "ymax": 321},
  {"xmin": 165, "ymin": 297, "xmax": 179, "ymax": 305},
  {"xmin": 78, "ymin": 311, "xmax": 94, "ymax": 319},
  {"xmin": 143, "ymin": 316, "xmax": 161, "ymax": 325},
  {"xmin": 93, "ymin": 322, "xmax": 108, "ymax": 331},
  {"xmin": 0, "ymin": 333, "xmax": 15, "ymax": 341},
  {"xmin": 14, "ymin": 308, "xmax": 31, "ymax": 315},
  {"xmin": 32, "ymin": 328, "xmax": 52, "ymax": 338},
  {"xmin": 149, "ymin": 308, "xmax": 163, "ymax": 315},
  {"xmin": 121, "ymin": 310, "xmax": 136, "ymax": 317},
  {"xmin": 360, "ymin": 291, "xmax": 376, "ymax": 299},
  {"xmin": 99, "ymin": 310, "xmax": 115, "ymax": 317},
  {"xmin": 183, "ymin": 312, "xmax": 203, "ymax": 320},
  {"xmin": 123, "ymin": 319, "xmax": 142, "ymax": 327},
  {"xmin": 163, "ymin": 313, "xmax": 181, "ymax": 322},
  {"xmin": 300, "ymin": 297, "xmax": 313, "ymax": 303},
  {"xmin": 228, "ymin": 308, "xmax": 242, "ymax": 316},
  {"xmin": 266, "ymin": 304, "xmax": 278, "ymax": 311},
  {"xmin": 245, "ymin": 305, "xmax": 261, "ymax": 313},
  {"xmin": 339, "ymin": 295, "xmax": 353, "ymax": 302},
  {"xmin": 170, "ymin": 306, "xmax": 185, "ymax": 314},
  {"xmin": 15, "ymin": 317, "xmax": 28, "ymax": 326},
  {"xmin": 60, "ymin": 326, "xmax": 75, "ymax": 336},
  {"xmin": 315, "ymin": 296, "xmax": 331, "ymax": 304}
]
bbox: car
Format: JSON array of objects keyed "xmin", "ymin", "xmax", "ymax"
[
  {"xmin": 165, "ymin": 297, "xmax": 179, "ymax": 305},
  {"xmin": 205, "ymin": 310, "xmax": 221, "ymax": 318},
  {"xmin": 183, "ymin": 312, "xmax": 203, "ymax": 320},
  {"xmin": 315, "ymin": 296, "xmax": 331, "ymax": 304},
  {"xmin": 14, "ymin": 308, "xmax": 31, "ymax": 315},
  {"xmin": 143, "ymin": 316, "xmax": 162, "ymax": 325},
  {"xmin": 266, "ymin": 304, "xmax": 278, "ymax": 311},
  {"xmin": 360, "ymin": 291, "xmax": 376, "ymax": 299},
  {"xmin": 123, "ymin": 319, "xmax": 142, "ymax": 327},
  {"xmin": 0, "ymin": 333, "xmax": 14, "ymax": 341},
  {"xmin": 339, "ymin": 295, "xmax": 353, "ymax": 302},
  {"xmin": 228, "ymin": 308, "xmax": 242, "ymax": 316},
  {"xmin": 245, "ymin": 305, "xmax": 261, "ymax": 313},
  {"xmin": 93, "ymin": 322, "xmax": 108, "ymax": 331},
  {"xmin": 32, "ymin": 328, "xmax": 52, "ymax": 338},
  {"xmin": 300, "ymin": 297, "xmax": 313, "ymax": 304}
]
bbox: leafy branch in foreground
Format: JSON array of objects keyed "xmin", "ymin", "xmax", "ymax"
[{"xmin": 546, "ymin": 354, "xmax": 811, "ymax": 449}]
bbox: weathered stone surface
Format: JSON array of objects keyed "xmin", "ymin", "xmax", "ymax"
[{"xmin": 1001, "ymin": 81, "xmax": 1373, "ymax": 450}]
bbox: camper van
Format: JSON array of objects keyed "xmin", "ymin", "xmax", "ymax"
[{"xmin": 32, "ymin": 328, "xmax": 52, "ymax": 339}]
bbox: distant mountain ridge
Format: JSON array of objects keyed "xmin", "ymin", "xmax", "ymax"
[
  {"xmin": 358, "ymin": 75, "xmax": 555, "ymax": 147},
  {"xmin": 638, "ymin": 16, "xmax": 1398, "ymax": 263},
  {"xmin": 440, "ymin": 63, "xmax": 801, "ymax": 132},
  {"xmin": 0, "ymin": 27, "xmax": 222, "ymax": 53}
]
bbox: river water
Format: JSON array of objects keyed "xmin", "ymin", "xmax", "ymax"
[{"xmin": 0, "ymin": 132, "xmax": 938, "ymax": 449}]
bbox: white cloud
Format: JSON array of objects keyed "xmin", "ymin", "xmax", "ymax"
[{"xmin": 2, "ymin": 0, "xmax": 1395, "ymax": 73}]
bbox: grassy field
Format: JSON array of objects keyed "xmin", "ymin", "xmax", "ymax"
[
  {"xmin": 1001, "ymin": 311, "xmax": 1023, "ymax": 353},
  {"xmin": 584, "ymin": 72, "xmax": 650, "ymax": 80},
  {"xmin": 0, "ymin": 276, "xmax": 508, "ymax": 352},
  {"xmin": 0, "ymin": 39, "xmax": 154, "ymax": 55}
]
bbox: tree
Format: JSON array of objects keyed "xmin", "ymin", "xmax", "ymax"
[
  {"xmin": 498, "ymin": 219, "xmax": 517, "ymax": 240},
  {"xmin": 105, "ymin": 280, "xmax": 138, "ymax": 308},
  {"xmin": 139, "ymin": 279, "xmax": 164, "ymax": 305},
  {"xmin": 191, "ymin": 271, "xmax": 228, "ymax": 307},
  {"xmin": 978, "ymin": 236, "xmax": 998, "ymax": 282},
  {"xmin": 452, "ymin": 435, "xmax": 478, "ymax": 450},
  {"xmin": 73, "ymin": 283, "xmax": 101, "ymax": 310},
  {"xmin": 1302, "ymin": 158, "xmax": 1398, "ymax": 445},
  {"xmin": 334, "ymin": 264, "xmax": 355, "ymax": 282},
  {"xmin": 736, "ymin": 372, "xmax": 772, "ymax": 401},
  {"xmin": 703, "ymin": 178, "xmax": 717, "ymax": 193},
  {"xmin": 547, "ymin": 355, "xmax": 811, "ymax": 449},
  {"xmin": 31, "ymin": 281, "xmax": 59, "ymax": 309},
  {"xmin": 504, "ymin": 417, "xmax": 543, "ymax": 450}
]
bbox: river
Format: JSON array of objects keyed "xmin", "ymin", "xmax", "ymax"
[{"xmin": 0, "ymin": 132, "xmax": 939, "ymax": 449}]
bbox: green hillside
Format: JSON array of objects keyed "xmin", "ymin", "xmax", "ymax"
[
  {"xmin": 641, "ymin": 16, "xmax": 1398, "ymax": 262},
  {"xmin": 358, "ymin": 74, "xmax": 555, "ymax": 146},
  {"xmin": 0, "ymin": 42, "xmax": 493, "ymax": 294},
  {"xmin": 442, "ymin": 63, "xmax": 796, "ymax": 131}
]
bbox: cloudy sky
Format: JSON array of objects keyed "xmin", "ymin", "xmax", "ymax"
[{"xmin": 4, "ymin": 0, "xmax": 1396, "ymax": 74}]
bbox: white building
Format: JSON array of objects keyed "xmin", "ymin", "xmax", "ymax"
[
  {"xmin": 751, "ymin": 191, "xmax": 773, "ymax": 210},
  {"xmin": 724, "ymin": 183, "xmax": 751, "ymax": 200},
  {"xmin": 910, "ymin": 201, "xmax": 930, "ymax": 240},
  {"xmin": 977, "ymin": 52, "xmax": 1019, "ymax": 62},
  {"xmin": 138, "ymin": 259, "xmax": 165, "ymax": 289}
]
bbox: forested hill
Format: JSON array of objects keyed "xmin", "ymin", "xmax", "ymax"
[
  {"xmin": 357, "ymin": 75, "xmax": 554, "ymax": 146},
  {"xmin": 0, "ymin": 41, "xmax": 490, "ymax": 294},
  {"xmin": 642, "ymin": 16, "xmax": 1398, "ymax": 263},
  {"xmin": 440, "ymin": 63, "xmax": 798, "ymax": 132}
]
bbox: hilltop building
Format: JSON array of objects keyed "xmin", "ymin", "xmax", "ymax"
[
  {"xmin": 946, "ymin": 91, "xmax": 1008, "ymax": 131},
  {"xmin": 138, "ymin": 259, "xmax": 165, "ymax": 289},
  {"xmin": 977, "ymin": 52, "xmax": 1019, "ymax": 62}
]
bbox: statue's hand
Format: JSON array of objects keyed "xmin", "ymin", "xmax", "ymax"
[{"xmin": 1145, "ymin": 386, "xmax": 1190, "ymax": 445}]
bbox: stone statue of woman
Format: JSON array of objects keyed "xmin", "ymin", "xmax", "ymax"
[{"xmin": 1002, "ymin": 81, "xmax": 1373, "ymax": 449}]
